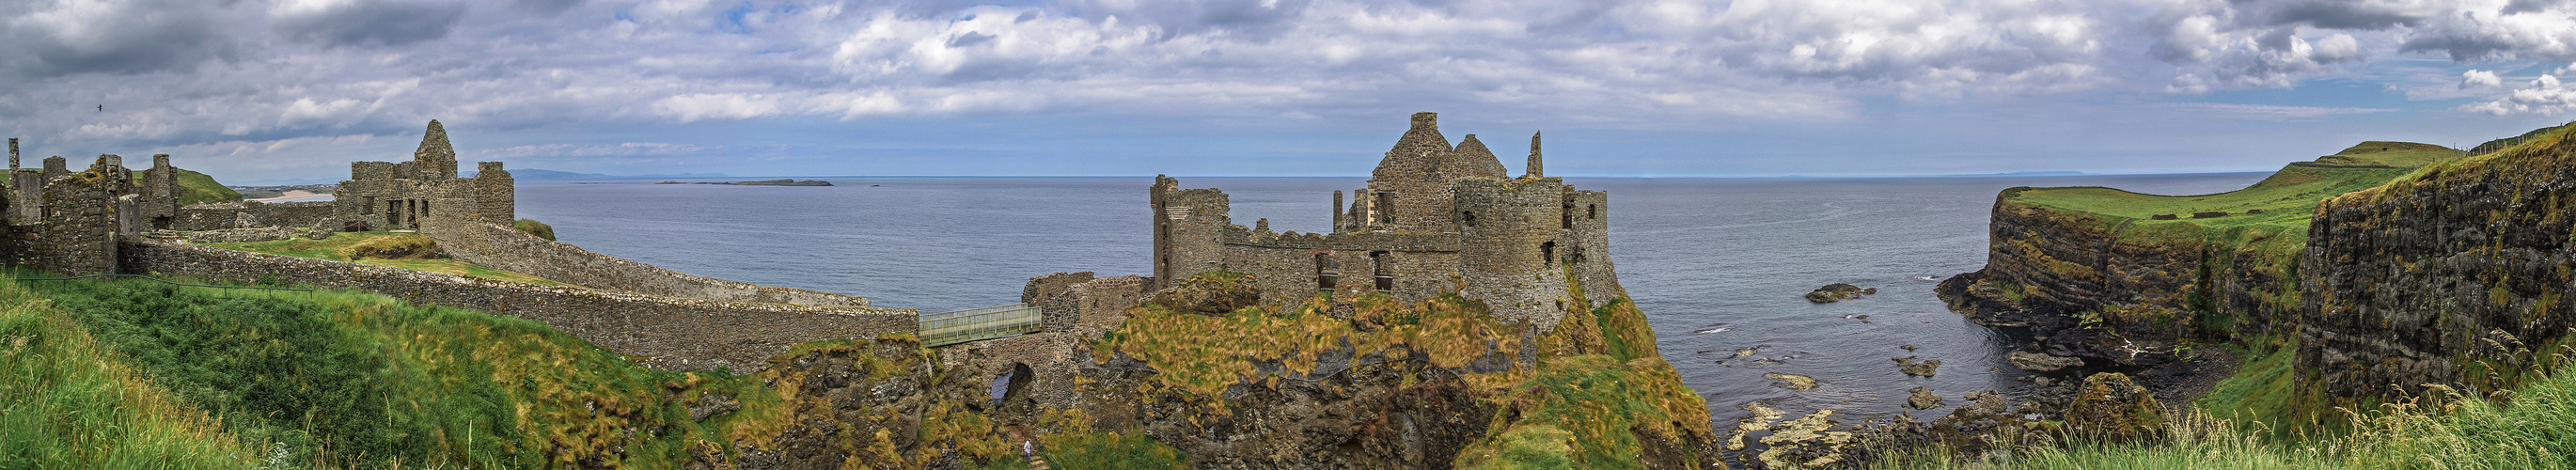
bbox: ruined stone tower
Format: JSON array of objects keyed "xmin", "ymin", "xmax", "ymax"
[
  {"xmin": 1150, "ymin": 113, "xmax": 1617, "ymax": 329},
  {"xmin": 331, "ymin": 120, "xmax": 513, "ymax": 230}
]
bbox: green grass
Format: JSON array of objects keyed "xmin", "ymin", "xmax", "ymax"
[
  {"xmin": 1876, "ymin": 358, "xmax": 2576, "ymax": 470},
  {"xmin": 511, "ymin": 219, "xmax": 557, "ymax": 242},
  {"xmin": 14, "ymin": 270, "xmax": 790, "ymax": 468},
  {"xmin": 2006, "ymin": 141, "xmax": 2461, "ymax": 233},
  {"xmin": 209, "ymin": 231, "xmax": 564, "ymax": 286},
  {"xmin": 173, "ymin": 168, "xmax": 243, "ymax": 206},
  {"xmin": 0, "ymin": 276, "xmax": 267, "ymax": 469}
]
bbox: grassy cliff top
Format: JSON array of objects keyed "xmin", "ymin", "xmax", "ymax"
[
  {"xmin": 171, "ymin": 168, "xmax": 241, "ymax": 206},
  {"xmin": 2003, "ymin": 142, "xmax": 2465, "ymax": 230}
]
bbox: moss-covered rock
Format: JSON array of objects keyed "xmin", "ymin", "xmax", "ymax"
[{"xmin": 2063, "ymin": 372, "xmax": 2165, "ymax": 442}]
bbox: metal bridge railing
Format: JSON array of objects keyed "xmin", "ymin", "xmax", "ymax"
[{"xmin": 919, "ymin": 303, "xmax": 1043, "ymax": 347}]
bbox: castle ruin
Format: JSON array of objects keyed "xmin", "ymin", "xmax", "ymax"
[
  {"xmin": 1151, "ymin": 112, "xmax": 1619, "ymax": 329},
  {"xmin": 333, "ymin": 119, "xmax": 515, "ymax": 230}
]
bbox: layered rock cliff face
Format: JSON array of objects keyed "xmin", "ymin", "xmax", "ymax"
[
  {"xmin": 1940, "ymin": 144, "xmax": 2458, "ymax": 371},
  {"xmin": 1070, "ymin": 273, "xmax": 1720, "ymax": 469},
  {"xmin": 1937, "ymin": 196, "xmax": 2300, "ymax": 367},
  {"xmin": 2301, "ymin": 132, "xmax": 2576, "ymax": 400}
]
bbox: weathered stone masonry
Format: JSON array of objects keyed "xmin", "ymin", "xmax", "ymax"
[
  {"xmin": 1152, "ymin": 112, "xmax": 1620, "ymax": 329},
  {"xmin": 332, "ymin": 119, "xmax": 515, "ymax": 231}
]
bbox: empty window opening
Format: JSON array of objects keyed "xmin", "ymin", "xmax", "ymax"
[
  {"xmin": 1561, "ymin": 205, "xmax": 1573, "ymax": 228},
  {"xmin": 1462, "ymin": 211, "xmax": 1476, "ymax": 227},
  {"xmin": 1375, "ymin": 192, "xmax": 1396, "ymax": 224},
  {"xmin": 1541, "ymin": 242, "xmax": 1557, "ymax": 266},
  {"xmin": 1316, "ymin": 253, "xmax": 1339, "ymax": 291},
  {"xmin": 1588, "ymin": 204, "xmax": 1597, "ymax": 220},
  {"xmin": 1372, "ymin": 251, "xmax": 1394, "ymax": 290}
]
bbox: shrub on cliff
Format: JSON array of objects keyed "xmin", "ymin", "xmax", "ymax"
[
  {"xmin": 1146, "ymin": 272, "xmax": 1260, "ymax": 315},
  {"xmin": 339, "ymin": 234, "xmax": 440, "ymax": 259},
  {"xmin": 512, "ymin": 219, "xmax": 557, "ymax": 241}
]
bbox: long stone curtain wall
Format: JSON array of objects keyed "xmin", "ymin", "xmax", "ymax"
[
  {"xmin": 173, "ymin": 201, "xmax": 336, "ymax": 231},
  {"xmin": 418, "ymin": 214, "xmax": 868, "ymax": 306},
  {"xmin": 121, "ymin": 241, "xmax": 918, "ymax": 374}
]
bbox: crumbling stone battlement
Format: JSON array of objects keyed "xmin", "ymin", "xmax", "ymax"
[{"xmin": 1153, "ymin": 112, "xmax": 1618, "ymax": 329}]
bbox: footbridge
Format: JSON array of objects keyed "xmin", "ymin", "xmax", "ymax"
[{"xmin": 919, "ymin": 303, "xmax": 1044, "ymax": 348}]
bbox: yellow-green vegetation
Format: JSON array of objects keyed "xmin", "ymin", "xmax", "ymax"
[
  {"xmin": 0, "ymin": 278, "xmax": 267, "ymax": 468},
  {"xmin": 1876, "ymin": 360, "xmax": 2576, "ymax": 470},
  {"xmin": 1455, "ymin": 354, "xmax": 1710, "ymax": 469},
  {"xmin": 210, "ymin": 231, "xmax": 563, "ymax": 286},
  {"xmin": 172, "ymin": 168, "xmax": 243, "ymax": 206},
  {"xmin": 1096, "ymin": 272, "xmax": 1713, "ymax": 469},
  {"xmin": 9, "ymin": 271, "xmax": 791, "ymax": 468},
  {"xmin": 513, "ymin": 219, "xmax": 557, "ymax": 242},
  {"xmin": 1094, "ymin": 287, "xmax": 1522, "ymax": 400}
]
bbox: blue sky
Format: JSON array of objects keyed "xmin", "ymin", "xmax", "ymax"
[{"xmin": 7, "ymin": 0, "xmax": 2576, "ymax": 184}]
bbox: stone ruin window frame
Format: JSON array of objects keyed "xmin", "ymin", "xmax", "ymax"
[
  {"xmin": 1371, "ymin": 250, "xmax": 1394, "ymax": 291},
  {"xmin": 1588, "ymin": 203, "xmax": 1597, "ymax": 220},
  {"xmin": 1541, "ymin": 241, "xmax": 1556, "ymax": 266},
  {"xmin": 1315, "ymin": 252, "xmax": 1339, "ymax": 292},
  {"xmin": 1374, "ymin": 191, "xmax": 1396, "ymax": 225}
]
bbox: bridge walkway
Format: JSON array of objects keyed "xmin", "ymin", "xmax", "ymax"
[{"xmin": 919, "ymin": 303, "xmax": 1043, "ymax": 348}]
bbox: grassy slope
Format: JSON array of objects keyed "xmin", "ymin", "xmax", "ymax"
[
  {"xmin": 17, "ymin": 272, "xmax": 789, "ymax": 468},
  {"xmin": 2009, "ymin": 142, "xmax": 2459, "ymax": 232},
  {"xmin": 0, "ymin": 278, "xmax": 266, "ymax": 469},
  {"xmin": 173, "ymin": 168, "xmax": 243, "ymax": 206},
  {"xmin": 1876, "ymin": 353, "xmax": 2576, "ymax": 470},
  {"xmin": 210, "ymin": 231, "xmax": 564, "ymax": 286}
]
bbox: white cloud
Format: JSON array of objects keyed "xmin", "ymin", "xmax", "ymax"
[
  {"xmin": 491, "ymin": 142, "xmax": 712, "ymax": 158},
  {"xmin": 2166, "ymin": 102, "xmax": 2395, "ymax": 119},
  {"xmin": 2460, "ymin": 73, "xmax": 2576, "ymax": 115},
  {"xmin": 11, "ymin": 0, "xmax": 2576, "ymax": 162},
  {"xmin": 2463, "ymin": 69, "xmax": 2503, "ymax": 87}
]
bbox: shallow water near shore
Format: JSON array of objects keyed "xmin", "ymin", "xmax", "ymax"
[{"xmin": 516, "ymin": 173, "xmax": 2270, "ymax": 428}]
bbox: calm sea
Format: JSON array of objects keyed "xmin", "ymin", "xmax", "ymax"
[{"xmin": 516, "ymin": 173, "xmax": 2270, "ymax": 425}]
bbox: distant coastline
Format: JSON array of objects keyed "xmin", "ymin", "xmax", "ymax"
[{"xmin": 655, "ymin": 179, "xmax": 832, "ymax": 186}]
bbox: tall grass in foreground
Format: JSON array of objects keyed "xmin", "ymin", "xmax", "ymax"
[
  {"xmin": 19, "ymin": 270, "xmax": 786, "ymax": 468},
  {"xmin": 1874, "ymin": 362, "xmax": 2576, "ymax": 470},
  {"xmin": 0, "ymin": 278, "xmax": 265, "ymax": 468}
]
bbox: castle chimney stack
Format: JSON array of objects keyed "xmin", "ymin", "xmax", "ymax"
[
  {"xmin": 8, "ymin": 138, "xmax": 16, "ymax": 171},
  {"xmin": 1410, "ymin": 112, "xmax": 1437, "ymax": 131},
  {"xmin": 1526, "ymin": 132, "xmax": 1543, "ymax": 178},
  {"xmin": 1332, "ymin": 190, "xmax": 1344, "ymax": 231}
]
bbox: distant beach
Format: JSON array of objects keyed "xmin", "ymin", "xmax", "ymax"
[{"xmin": 250, "ymin": 190, "xmax": 333, "ymax": 202}]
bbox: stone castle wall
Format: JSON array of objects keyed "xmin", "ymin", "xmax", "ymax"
[
  {"xmin": 941, "ymin": 273, "xmax": 1150, "ymax": 410},
  {"xmin": 174, "ymin": 201, "xmax": 336, "ymax": 231},
  {"xmin": 122, "ymin": 241, "xmax": 917, "ymax": 374},
  {"xmin": 16, "ymin": 160, "xmax": 129, "ymax": 275},
  {"xmin": 421, "ymin": 214, "xmax": 869, "ymax": 306}
]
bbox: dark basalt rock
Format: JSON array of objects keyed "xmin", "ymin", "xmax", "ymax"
[{"xmin": 1805, "ymin": 283, "xmax": 1875, "ymax": 303}]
